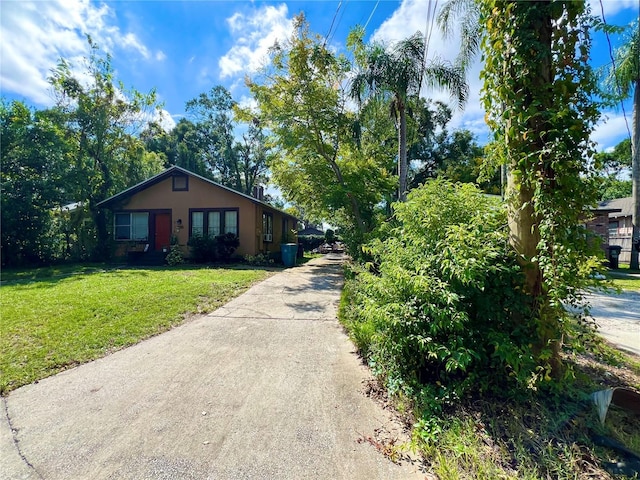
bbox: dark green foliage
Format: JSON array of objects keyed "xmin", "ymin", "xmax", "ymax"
[
  {"xmin": 188, "ymin": 233, "xmax": 239, "ymax": 263},
  {"xmin": 0, "ymin": 101, "xmax": 70, "ymax": 266},
  {"xmin": 341, "ymin": 181, "xmax": 539, "ymax": 414},
  {"xmin": 215, "ymin": 233, "xmax": 240, "ymax": 261},
  {"xmin": 49, "ymin": 37, "xmax": 162, "ymax": 260},
  {"xmin": 165, "ymin": 245, "xmax": 184, "ymax": 266},
  {"xmin": 298, "ymin": 235, "xmax": 325, "ymax": 252},
  {"xmin": 324, "ymin": 229, "xmax": 336, "ymax": 243}
]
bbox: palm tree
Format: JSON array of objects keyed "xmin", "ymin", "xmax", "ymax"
[
  {"xmin": 607, "ymin": 21, "xmax": 640, "ymax": 269},
  {"xmin": 349, "ymin": 30, "xmax": 468, "ymax": 201}
]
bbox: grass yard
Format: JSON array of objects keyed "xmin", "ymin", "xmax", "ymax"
[
  {"xmin": 0, "ymin": 265, "xmax": 271, "ymax": 394},
  {"xmin": 606, "ymin": 270, "xmax": 640, "ymax": 292}
]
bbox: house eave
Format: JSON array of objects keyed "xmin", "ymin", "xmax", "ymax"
[{"xmin": 97, "ymin": 166, "xmax": 298, "ymax": 222}]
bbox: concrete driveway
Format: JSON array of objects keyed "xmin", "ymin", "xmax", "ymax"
[
  {"xmin": 587, "ymin": 289, "xmax": 640, "ymax": 356},
  {"xmin": 1, "ymin": 254, "xmax": 423, "ymax": 480}
]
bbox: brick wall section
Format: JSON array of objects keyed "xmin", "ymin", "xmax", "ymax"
[{"xmin": 585, "ymin": 211, "xmax": 610, "ymax": 255}]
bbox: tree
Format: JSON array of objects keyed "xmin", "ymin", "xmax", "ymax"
[
  {"xmin": 49, "ymin": 37, "xmax": 161, "ymax": 259},
  {"xmin": 606, "ymin": 21, "xmax": 639, "ymax": 269},
  {"xmin": 0, "ymin": 101, "xmax": 71, "ymax": 266},
  {"xmin": 246, "ymin": 15, "xmax": 393, "ymax": 247},
  {"xmin": 480, "ymin": 1, "xmax": 603, "ymax": 377},
  {"xmin": 411, "ymin": 129, "xmax": 498, "ymax": 193},
  {"xmin": 348, "ymin": 27, "xmax": 468, "ymax": 201},
  {"xmin": 185, "ymin": 86, "xmax": 269, "ymax": 195},
  {"xmin": 593, "ymin": 138, "xmax": 632, "ymax": 201},
  {"xmin": 142, "ymin": 118, "xmax": 211, "ymax": 178}
]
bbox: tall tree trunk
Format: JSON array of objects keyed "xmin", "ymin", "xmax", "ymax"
[
  {"xmin": 398, "ymin": 100, "xmax": 408, "ymax": 202},
  {"xmin": 505, "ymin": 1, "xmax": 562, "ymax": 376},
  {"xmin": 630, "ymin": 78, "xmax": 639, "ymax": 270}
]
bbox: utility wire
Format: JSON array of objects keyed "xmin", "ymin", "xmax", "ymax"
[
  {"xmin": 324, "ymin": 0, "xmax": 343, "ymax": 47},
  {"xmin": 328, "ymin": 0, "xmax": 348, "ymax": 46},
  {"xmin": 363, "ymin": 0, "xmax": 380, "ymax": 31},
  {"xmin": 418, "ymin": 0, "xmax": 439, "ymax": 94}
]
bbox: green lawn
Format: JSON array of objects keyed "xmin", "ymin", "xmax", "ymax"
[
  {"xmin": 606, "ymin": 270, "xmax": 640, "ymax": 292},
  {"xmin": 0, "ymin": 265, "xmax": 271, "ymax": 394}
]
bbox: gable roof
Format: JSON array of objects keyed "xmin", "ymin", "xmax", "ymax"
[
  {"xmin": 599, "ymin": 197, "xmax": 632, "ymax": 219},
  {"xmin": 97, "ymin": 166, "xmax": 297, "ymax": 220}
]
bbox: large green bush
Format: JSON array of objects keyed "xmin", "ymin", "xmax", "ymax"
[
  {"xmin": 341, "ymin": 180, "xmax": 538, "ymax": 414},
  {"xmin": 188, "ymin": 233, "xmax": 239, "ymax": 263},
  {"xmin": 298, "ymin": 234, "xmax": 325, "ymax": 252}
]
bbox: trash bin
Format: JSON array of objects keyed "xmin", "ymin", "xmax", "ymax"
[
  {"xmin": 608, "ymin": 245, "xmax": 622, "ymax": 269},
  {"xmin": 281, "ymin": 243, "xmax": 297, "ymax": 267}
]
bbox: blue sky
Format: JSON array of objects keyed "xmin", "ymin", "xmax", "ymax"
[{"xmin": 1, "ymin": 0, "xmax": 637, "ymax": 152}]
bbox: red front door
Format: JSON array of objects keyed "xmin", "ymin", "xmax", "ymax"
[{"xmin": 154, "ymin": 213, "xmax": 171, "ymax": 251}]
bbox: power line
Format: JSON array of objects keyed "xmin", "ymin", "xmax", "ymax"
[
  {"xmin": 328, "ymin": 0, "xmax": 348, "ymax": 46},
  {"xmin": 419, "ymin": 0, "xmax": 439, "ymax": 93},
  {"xmin": 363, "ymin": 0, "xmax": 380, "ymax": 31},
  {"xmin": 324, "ymin": 0, "xmax": 343, "ymax": 47}
]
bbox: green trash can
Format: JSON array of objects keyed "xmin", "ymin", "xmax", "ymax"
[
  {"xmin": 608, "ymin": 245, "xmax": 622, "ymax": 269},
  {"xmin": 281, "ymin": 243, "xmax": 297, "ymax": 267}
]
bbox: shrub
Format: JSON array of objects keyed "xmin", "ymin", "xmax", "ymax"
[
  {"xmin": 298, "ymin": 234, "xmax": 325, "ymax": 252},
  {"xmin": 165, "ymin": 244, "xmax": 184, "ymax": 266},
  {"xmin": 324, "ymin": 229, "xmax": 336, "ymax": 243},
  {"xmin": 341, "ymin": 180, "xmax": 538, "ymax": 414},
  {"xmin": 188, "ymin": 234, "xmax": 218, "ymax": 263},
  {"xmin": 243, "ymin": 253, "xmax": 274, "ymax": 266},
  {"xmin": 215, "ymin": 233, "xmax": 239, "ymax": 261}
]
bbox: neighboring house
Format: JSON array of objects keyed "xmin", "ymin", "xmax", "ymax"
[
  {"xmin": 297, "ymin": 225, "xmax": 324, "ymax": 236},
  {"xmin": 97, "ymin": 166, "xmax": 298, "ymax": 261},
  {"xmin": 599, "ymin": 197, "xmax": 633, "ymax": 263}
]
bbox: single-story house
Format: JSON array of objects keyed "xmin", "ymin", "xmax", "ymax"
[
  {"xmin": 297, "ymin": 225, "xmax": 324, "ymax": 236},
  {"xmin": 97, "ymin": 166, "xmax": 298, "ymax": 261},
  {"xmin": 599, "ymin": 197, "xmax": 633, "ymax": 263},
  {"xmin": 585, "ymin": 204, "xmax": 622, "ymax": 256}
]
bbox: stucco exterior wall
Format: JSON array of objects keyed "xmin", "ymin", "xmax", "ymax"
[{"xmin": 115, "ymin": 175, "xmax": 259, "ymax": 256}]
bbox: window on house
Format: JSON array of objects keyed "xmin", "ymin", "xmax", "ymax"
[
  {"xmin": 172, "ymin": 175, "xmax": 188, "ymax": 191},
  {"xmin": 114, "ymin": 212, "xmax": 149, "ymax": 241},
  {"xmin": 609, "ymin": 221, "xmax": 619, "ymax": 237},
  {"xmin": 224, "ymin": 211, "xmax": 238, "ymax": 235},
  {"xmin": 262, "ymin": 213, "xmax": 273, "ymax": 242},
  {"xmin": 190, "ymin": 209, "xmax": 238, "ymax": 237},
  {"xmin": 208, "ymin": 211, "xmax": 221, "ymax": 236},
  {"xmin": 192, "ymin": 211, "xmax": 204, "ymax": 237}
]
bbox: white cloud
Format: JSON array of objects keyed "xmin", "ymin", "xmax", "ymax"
[
  {"xmin": 154, "ymin": 109, "xmax": 177, "ymax": 132},
  {"xmin": 120, "ymin": 32, "xmax": 150, "ymax": 59},
  {"xmin": 219, "ymin": 4, "xmax": 294, "ymax": 79},
  {"xmin": 0, "ymin": 0, "xmax": 152, "ymax": 107},
  {"xmin": 372, "ymin": 0, "xmax": 486, "ymax": 138},
  {"xmin": 592, "ymin": 112, "xmax": 633, "ymax": 151},
  {"xmin": 237, "ymin": 94, "xmax": 258, "ymax": 112},
  {"xmin": 589, "ymin": 0, "xmax": 638, "ymax": 18},
  {"xmin": 373, "ymin": 0, "xmax": 638, "ymax": 148},
  {"xmin": 155, "ymin": 51, "xmax": 167, "ymax": 62}
]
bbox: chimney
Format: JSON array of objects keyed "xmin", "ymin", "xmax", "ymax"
[{"xmin": 252, "ymin": 185, "xmax": 264, "ymax": 200}]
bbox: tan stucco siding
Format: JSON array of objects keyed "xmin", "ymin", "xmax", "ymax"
[{"xmin": 117, "ymin": 176, "xmax": 258, "ymax": 256}]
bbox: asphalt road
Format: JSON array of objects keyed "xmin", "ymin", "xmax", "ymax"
[{"xmin": 1, "ymin": 254, "xmax": 423, "ymax": 480}]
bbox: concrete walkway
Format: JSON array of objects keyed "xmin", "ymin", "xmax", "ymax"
[{"xmin": 1, "ymin": 254, "xmax": 423, "ymax": 480}]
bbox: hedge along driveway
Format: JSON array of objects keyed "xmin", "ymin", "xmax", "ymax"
[{"xmin": 0, "ymin": 266, "xmax": 272, "ymax": 394}]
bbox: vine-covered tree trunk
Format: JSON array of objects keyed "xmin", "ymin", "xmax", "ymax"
[
  {"xmin": 481, "ymin": 0, "xmax": 602, "ymax": 380},
  {"xmin": 631, "ymin": 79, "xmax": 639, "ymax": 269}
]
